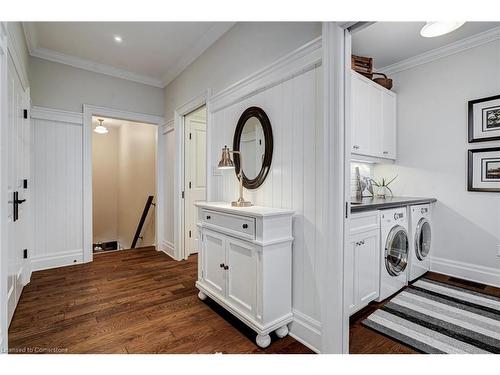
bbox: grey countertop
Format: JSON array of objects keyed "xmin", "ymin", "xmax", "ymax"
[{"xmin": 350, "ymin": 196, "xmax": 437, "ymax": 213}]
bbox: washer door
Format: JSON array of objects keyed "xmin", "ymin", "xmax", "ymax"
[
  {"xmin": 415, "ymin": 218, "xmax": 431, "ymax": 261},
  {"xmin": 385, "ymin": 225, "xmax": 409, "ymax": 276}
]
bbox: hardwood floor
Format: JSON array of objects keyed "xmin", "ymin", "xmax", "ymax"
[
  {"xmin": 349, "ymin": 271, "xmax": 500, "ymax": 354},
  {"xmin": 8, "ymin": 247, "xmax": 313, "ymax": 354}
]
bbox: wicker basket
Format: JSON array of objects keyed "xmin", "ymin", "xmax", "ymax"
[
  {"xmin": 372, "ymin": 73, "xmax": 393, "ymax": 90},
  {"xmin": 351, "ymin": 55, "xmax": 373, "ymax": 79}
]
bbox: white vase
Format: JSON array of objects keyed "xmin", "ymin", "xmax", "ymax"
[{"xmin": 376, "ymin": 186, "xmax": 391, "ymax": 198}]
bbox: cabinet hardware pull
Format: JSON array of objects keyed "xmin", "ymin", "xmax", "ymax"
[
  {"xmin": 224, "ymin": 265, "xmax": 229, "ymax": 270},
  {"xmin": 206, "ymin": 215, "xmax": 211, "ymax": 220},
  {"xmin": 353, "ymin": 145, "xmax": 360, "ymax": 150},
  {"xmin": 383, "ymin": 151, "xmax": 388, "ymax": 155},
  {"xmin": 242, "ymin": 224, "xmax": 248, "ymax": 229},
  {"xmin": 220, "ymin": 263, "xmax": 225, "ymax": 268}
]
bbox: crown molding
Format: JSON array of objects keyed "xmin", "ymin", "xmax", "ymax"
[
  {"xmin": 162, "ymin": 22, "xmax": 235, "ymax": 87},
  {"xmin": 30, "ymin": 47, "xmax": 165, "ymax": 88},
  {"xmin": 378, "ymin": 26, "xmax": 500, "ymax": 76},
  {"xmin": 22, "ymin": 22, "xmax": 235, "ymax": 89}
]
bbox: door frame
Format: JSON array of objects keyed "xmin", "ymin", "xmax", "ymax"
[
  {"xmin": 82, "ymin": 104, "xmax": 165, "ymax": 263},
  {"xmin": 173, "ymin": 89, "xmax": 211, "ymax": 261},
  {"xmin": 322, "ymin": 21, "xmax": 375, "ymax": 354},
  {"xmin": 0, "ymin": 21, "xmax": 9, "ymax": 353}
]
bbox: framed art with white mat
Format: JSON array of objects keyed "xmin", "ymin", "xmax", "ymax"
[
  {"xmin": 468, "ymin": 147, "xmax": 500, "ymax": 192},
  {"xmin": 468, "ymin": 95, "xmax": 500, "ymax": 143}
]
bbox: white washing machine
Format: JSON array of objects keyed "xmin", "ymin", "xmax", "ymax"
[
  {"xmin": 376, "ymin": 207, "xmax": 409, "ymax": 302},
  {"xmin": 408, "ymin": 204, "xmax": 432, "ymax": 282}
]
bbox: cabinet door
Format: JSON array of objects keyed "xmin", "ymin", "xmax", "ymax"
[
  {"xmin": 348, "ymin": 230, "xmax": 380, "ymax": 315},
  {"xmin": 369, "ymin": 86, "xmax": 383, "ymax": 157},
  {"xmin": 351, "ymin": 73, "xmax": 372, "ymax": 155},
  {"xmin": 346, "ymin": 238, "xmax": 357, "ymax": 315},
  {"xmin": 356, "ymin": 230, "xmax": 380, "ymax": 306},
  {"xmin": 202, "ymin": 231, "xmax": 226, "ymax": 298},
  {"xmin": 225, "ymin": 238, "xmax": 257, "ymax": 317},
  {"xmin": 381, "ymin": 92, "xmax": 397, "ymax": 159}
]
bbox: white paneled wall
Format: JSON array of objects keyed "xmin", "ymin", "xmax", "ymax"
[
  {"xmin": 209, "ymin": 63, "xmax": 324, "ymax": 350},
  {"xmin": 31, "ymin": 111, "xmax": 83, "ymax": 270}
]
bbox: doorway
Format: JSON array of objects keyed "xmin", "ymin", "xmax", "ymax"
[
  {"xmin": 183, "ymin": 106, "xmax": 207, "ymax": 259},
  {"xmin": 91, "ymin": 116, "xmax": 157, "ymax": 253}
]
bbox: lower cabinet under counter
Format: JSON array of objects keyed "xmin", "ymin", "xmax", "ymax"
[
  {"xmin": 347, "ymin": 211, "xmax": 381, "ymax": 316},
  {"xmin": 194, "ymin": 202, "xmax": 294, "ymax": 348}
]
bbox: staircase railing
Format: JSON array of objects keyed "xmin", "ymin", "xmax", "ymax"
[{"xmin": 131, "ymin": 195, "xmax": 155, "ymax": 249}]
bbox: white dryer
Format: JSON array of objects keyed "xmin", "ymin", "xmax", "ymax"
[
  {"xmin": 408, "ymin": 204, "xmax": 432, "ymax": 282},
  {"xmin": 376, "ymin": 207, "xmax": 409, "ymax": 302}
]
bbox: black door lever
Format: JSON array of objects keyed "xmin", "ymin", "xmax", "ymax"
[{"xmin": 13, "ymin": 191, "xmax": 26, "ymax": 222}]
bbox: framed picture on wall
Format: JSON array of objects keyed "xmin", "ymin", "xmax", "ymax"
[
  {"xmin": 468, "ymin": 147, "xmax": 500, "ymax": 192},
  {"xmin": 468, "ymin": 94, "xmax": 500, "ymax": 142}
]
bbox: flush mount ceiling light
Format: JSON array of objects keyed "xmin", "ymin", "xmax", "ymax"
[
  {"xmin": 113, "ymin": 35, "xmax": 123, "ymax": 43},
  {"xmin": 94, "ymin": 118, "xmax": 108, "ymax": 134},
  {"xmin": 420, "ymin": 22, "xmax": 465, "ymax": 38}
]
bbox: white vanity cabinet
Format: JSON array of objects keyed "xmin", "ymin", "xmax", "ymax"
[
  {"xmin": 346, "ymin": 211, "xmax": 380, "ymax": 316},
  {"xmin": 195, "ymin": 202, "xmax": 294, "ymax": 348},
  {"xmin": 351, "ymin": 70, "xmax": 397, "ymax": 160}
]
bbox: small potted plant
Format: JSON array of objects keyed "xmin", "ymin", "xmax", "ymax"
[{"xmin": 370, "ymin": 175, "xmax": 398, "ymax": 198}]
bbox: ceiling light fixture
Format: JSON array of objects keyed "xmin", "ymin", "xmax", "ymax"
[
  {"xmin": 420, "ymin": 22, "xmax": 465, "ymax": 38},
  {"xmin": 94, "ymin": 118, "xmax": 108, "ymax": 134},
  {"xmin": 113, "ymin": 35, "xmax": 123, "ymax": 43}
]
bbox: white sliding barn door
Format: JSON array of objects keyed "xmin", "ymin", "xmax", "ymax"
[
  {"xmin": 184, "ymin": 108, "xmax": 207, "ymax": 258},
  {"xmin": 31, "ymin": 108, "xmax": 83, "ymax": 271},
  {"xmin": 6, "ymin": 55, "xmax": 31, "ymax": 325}
]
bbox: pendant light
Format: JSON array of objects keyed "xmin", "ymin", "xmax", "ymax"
[
  {"xmin": 420, "ymin": 22, "xmax": 465, "ymax": 38},
  {"xmin": 94, "ymin": 118, "xmax": 108, "ymax": 134}
]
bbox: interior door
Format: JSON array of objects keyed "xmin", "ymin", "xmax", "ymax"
[
  {"xmin": 6, "ymin": 56, "xmax": 30, "ymax": 324},
  {"xmin": 184, "ymin": 108, "xmax": 206, "ymax": 258},
  {"xmin": 225, "ymin": 238, "xmax": 257, "ymax": 317}
]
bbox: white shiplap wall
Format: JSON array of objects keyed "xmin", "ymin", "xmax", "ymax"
[
  {"xmin": 31, "ymin": 113, "xmax": 83, "ymax": 270},
  {"xmin": 209, "ymin": 64, "xmax": 324, "ymax": 350}
]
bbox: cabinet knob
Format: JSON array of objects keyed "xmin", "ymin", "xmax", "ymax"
[
  {"xmin": 220, "ymin": 263, "xmax": 224, "ymax": 268},
  {"xmin": 353, "ymin": 145, "xmax": 360, "ymax": 150},
  {"xmin": 224, "ymin": 265, "xmax": 229, "ymax": 270},
  {"xmin": 206, "ymin": 215, "xmax": 211, "ymax": 220},
  {"xmin": 383, "ymin": 151, "xmax": 389, "ymax": 155},
  {"xmin": 242, "ymin": 224, "xmax": 248, "ymax": 229}
]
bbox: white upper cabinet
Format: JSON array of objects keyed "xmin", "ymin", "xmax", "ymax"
[{"xmin": 351, "ymin": 71, "xmax": 397, "ymax": 160}]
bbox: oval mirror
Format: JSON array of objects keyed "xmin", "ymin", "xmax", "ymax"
[{"xmin": 233, "ymin": 107, "xmax": 273, "ymax": 189}]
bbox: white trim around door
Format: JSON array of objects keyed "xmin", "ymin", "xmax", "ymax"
[
  {"xmin": 173, "ymin": 90, "xmax": 211, "ymax": 261},
  {"xmin": 82, "ymin": 105, "xmax": 164, "ymax": 263},
  {"xmin": 321, "ymin": 22, "xmax": 348, "ymax": 354}
]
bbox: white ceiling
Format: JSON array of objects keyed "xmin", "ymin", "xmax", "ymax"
[
  {"xmin": 23, "ymin": 22, "xmax": 235, "ymax": 88},
  {"xmin": 352, "ymin": 22, "xmax": 500, "ymax": 71}
]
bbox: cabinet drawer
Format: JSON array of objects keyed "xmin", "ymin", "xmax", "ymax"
[
  {"xmin": 201, "ymin": 209, "xmax": 256, "ymax": 239},
  {"xmin": 350, "ymin": 211, "xmax": 379, "ymax": 234}
]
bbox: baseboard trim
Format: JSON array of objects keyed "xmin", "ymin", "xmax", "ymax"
[
  {"xmin": 430, "ymin": 256, "xmax": 500, "ymax": 288},
  {"xmin": 159, "ymin": 240, "xmax": 176, "ymax": 260},
  {"xmin": 31, "ymin": 249, "xmax": 83, "ymax": 272},
  {"xmin": 289, "ymin": 309, "xmax": 321, "ymax": 353}
]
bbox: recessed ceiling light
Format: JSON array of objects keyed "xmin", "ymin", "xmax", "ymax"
[
  {"xmin": 113, "ymin": 35, "xmax": 123, "ymax": 43},
  {"xmin": 420, "ymin": 22, "xmax": 465, "ymax": 38}
]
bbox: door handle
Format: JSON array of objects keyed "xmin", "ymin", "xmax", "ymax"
[{"xmin": 12, "ymin": 191, "xmax": 26, "ymax": 222}]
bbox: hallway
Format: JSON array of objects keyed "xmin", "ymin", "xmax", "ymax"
[{"xmin": 8, "ymin": 248, "xmax": 312, "ymax": 354}]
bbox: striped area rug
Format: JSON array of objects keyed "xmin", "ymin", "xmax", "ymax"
[{"xmin": 362, "ymin": 278, "xmax": 500, "ymax": 353}]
